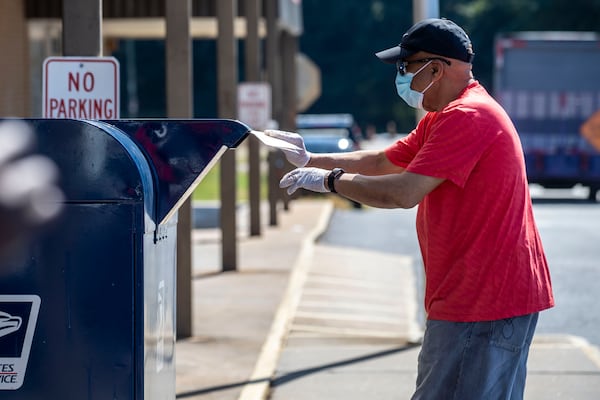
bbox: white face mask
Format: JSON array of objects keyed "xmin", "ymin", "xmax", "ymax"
[{"xmin": 395, "ymin": 61, "xmax": 434, "ymax": 109}]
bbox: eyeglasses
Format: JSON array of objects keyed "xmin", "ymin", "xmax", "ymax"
[{"xmin": 396, "ymin": 57, "xmax": 452, "ymax": 76}]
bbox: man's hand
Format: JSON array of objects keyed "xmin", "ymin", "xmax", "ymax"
[
  {"xmin": 264, "ymin": 129, "xmax": 311, "ymax": 167},
  {"xmin": 279, "ymin": 167, "xmax": 329, "ymax": 195}
]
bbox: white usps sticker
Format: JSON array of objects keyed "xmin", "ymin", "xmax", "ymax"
[{"xmin": 0, "ymin": 295, "xmax": 41, "ymax": 390}]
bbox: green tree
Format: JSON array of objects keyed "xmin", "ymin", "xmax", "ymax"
[
  {"xmin": 442, "ymin": 0, "xmax": 600, "ymax": 95},
  {"xmin": 301, "ymin": 0, "xmax": 600, "ymax": 133},
  {"xmin": 300, "ymin": 0, "xmax": 415, "ymax": 133}
]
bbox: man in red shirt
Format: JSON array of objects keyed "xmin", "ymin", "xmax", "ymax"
[{"xmin": 266, "ymin": 18, "xmax": 554, "ymax": 400}]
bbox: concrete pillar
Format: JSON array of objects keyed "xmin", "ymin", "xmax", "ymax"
[
  {"xmin": 279, "ymin": 31, "xmax": 297, "ymax": 211},
  {"xmin": 265, "ymin": 0, "xmax": 282, "ymax": 226},
  {"xmin": 62, "ymin": 0, "xmax": 102, "ymax": 56},
  {"xmin": 280, "ymin": 32, "xmax": 297, "ymax": 132},
  {"xmin": 166, "ymin": 0, "xmax": 193, "ymax": 339},
  {"xmin": 245, "ymin": 0, "xmax": 262, "ymax": 237},
  {"xmin": 0, "ymin": 0, "xmax": 29, "ymax": 116},
  {"xmin": 217, "ymin": 0, "xmax": 238, "ymax": 271}
]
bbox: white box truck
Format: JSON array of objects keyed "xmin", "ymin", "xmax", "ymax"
[{"xmin": 494, "ymin": 32, "xmax": 600, "ymax": 200}]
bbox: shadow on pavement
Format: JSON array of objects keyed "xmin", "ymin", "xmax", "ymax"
[
  {"xmin": 176, "ymin": 377, "xmax": 269, "ymax": 398},
  {"xmin": 271, "ymin": 344, "xmax": 420, "ymax": 388},
  {"xmin": 531, "ymin": 198, "xmax": 598, "ymax": 205}
]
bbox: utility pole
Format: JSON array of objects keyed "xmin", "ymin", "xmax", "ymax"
[
  {"xmin": 413, "ymin": 0, "xmax": 439, "ymax": 22},
  {"xmin": 413, "ymin": 0, "xmax": 439, "ymax": 122}
]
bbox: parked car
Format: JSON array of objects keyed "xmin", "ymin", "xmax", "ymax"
[
  {"xmin": 296, "ymin": 113, "xmax": 361, "ymax": 153},
  {"xmin": 294, "ymin": 113, "xmax": 363, "ymax": 208}
]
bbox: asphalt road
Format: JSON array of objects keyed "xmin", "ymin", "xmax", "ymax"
[{"xmin": 319, "ymin": 186, "xmax": 600, "ymax": 347}]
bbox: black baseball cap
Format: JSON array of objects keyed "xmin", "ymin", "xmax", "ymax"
[{"xmin": 376, "ymin": 18, "xmax": 474, "ymax": 64}]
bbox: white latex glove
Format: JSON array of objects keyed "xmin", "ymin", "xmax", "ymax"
[
  {"xmin": 264, "ymin": 129, "xmax": 311, "ymax": 167},
  {"xmin": 280, "ymin": 167, "xmax": 328, "ymax": 195}
]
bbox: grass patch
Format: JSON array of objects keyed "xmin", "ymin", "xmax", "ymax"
[{"xmin": 192, "ymin": 163, "xmax": 268, "ymax": 201}]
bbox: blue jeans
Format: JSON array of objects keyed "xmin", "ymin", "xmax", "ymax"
[{"xmin": 411, "ymin": 313, "xmax": 539, "ymax": 400}]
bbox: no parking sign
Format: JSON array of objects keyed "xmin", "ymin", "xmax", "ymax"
[
  {"xmin": 43, "ymin": 57, "xmax": 120, "ymax": 119},
  {"xmin": 238, "ymin": 82, "xmax": 271, "ymax": 130}
]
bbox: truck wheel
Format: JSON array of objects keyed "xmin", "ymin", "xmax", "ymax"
[
  {"xmin": 588, "ymin": 186, "xmax": 599, "ymax": 202},
  {"xmin": 348, "ymin": 199, "xmax": 362, "ymax": 209}
]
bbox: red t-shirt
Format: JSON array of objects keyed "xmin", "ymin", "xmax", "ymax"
[{"xmin": 385, "ymin": 81, "xmax": 554, "ymax": 322}]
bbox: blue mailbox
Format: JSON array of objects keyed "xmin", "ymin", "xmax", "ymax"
[{"xmin": 0, "ymin": 119, "xmax": 249, "ymax": 399}]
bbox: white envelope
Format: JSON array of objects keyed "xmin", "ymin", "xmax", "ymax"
[{"xmin": 250, "ymin": 130, "xmax": 302, "ymax": 152}]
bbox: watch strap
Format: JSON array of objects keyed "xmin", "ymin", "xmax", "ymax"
[{"xmin": 327, "ymin": 168, "xmax": 345, "ymax": 193}]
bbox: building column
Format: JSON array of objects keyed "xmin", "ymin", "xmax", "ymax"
[
  {"xmin": 217, "ymin": 0, "xmax": 239, "ymax": 271},
  {"xmin": 166, "ymin": 0, "xmax": 193, "ymax": 339},
  {"xmin": 245, "ymin": 0, "xmax": 263, "ymax": 237},
  {"xmin": 0, "ymin": 0, "xmax": 30, "ymax": 116}
]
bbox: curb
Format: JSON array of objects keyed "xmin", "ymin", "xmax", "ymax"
[
  {"xmin": 533, "ymin": 334, "xmax": 600, "ymax": 369},
  {"xmin": 237, "ymin": 201, "xmax": 335, "ymax": 400}
]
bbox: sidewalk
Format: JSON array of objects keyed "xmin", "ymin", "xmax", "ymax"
[
  {"xmin": 175, "ymin": 199, "xmax": 600, "ymax": 400},
  {"xmin": 175, "ymin": 199, "xmax": 333, "ymax": 400}
]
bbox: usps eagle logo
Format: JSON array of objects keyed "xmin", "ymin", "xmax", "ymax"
[{"xmin": 0, "ymin": 311, "xmax": 22, "ymax": 339}]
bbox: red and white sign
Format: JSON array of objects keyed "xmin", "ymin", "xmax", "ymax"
[
  {"xmin": 43, "ymin": 57, "xmax": 120, "ymax": 119},
  {"xmin": 238, "ymin": 82, "xmax": 271, "ymax": 130}
]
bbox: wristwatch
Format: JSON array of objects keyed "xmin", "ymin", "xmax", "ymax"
[{"xmin": 327, "ymin": 168, "xmax": 345, "ymax": 193}]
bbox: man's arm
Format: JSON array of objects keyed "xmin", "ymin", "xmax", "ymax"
[
  {"xmin": 330, "ymin": 170, "xmax": 444, "ymax": 209},
  {"xmin": 265, "ymin": 128, "xmax": 441, "ymax": 208},
  {"xmin": 308, "ymin": 150, "xmax": 405, "ymax": 176},
  {"xmin": 263, "ymin": 129, "xmax": 405, "ymax": 175}
]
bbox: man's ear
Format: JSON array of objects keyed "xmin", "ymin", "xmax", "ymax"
[
  {"xmin": 431, "ymin": 61, "xmax": 443, "ymax": 76},
  {"xmin": 430, "ymin": 65, "xmax": 441, "ymax": 81}
]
